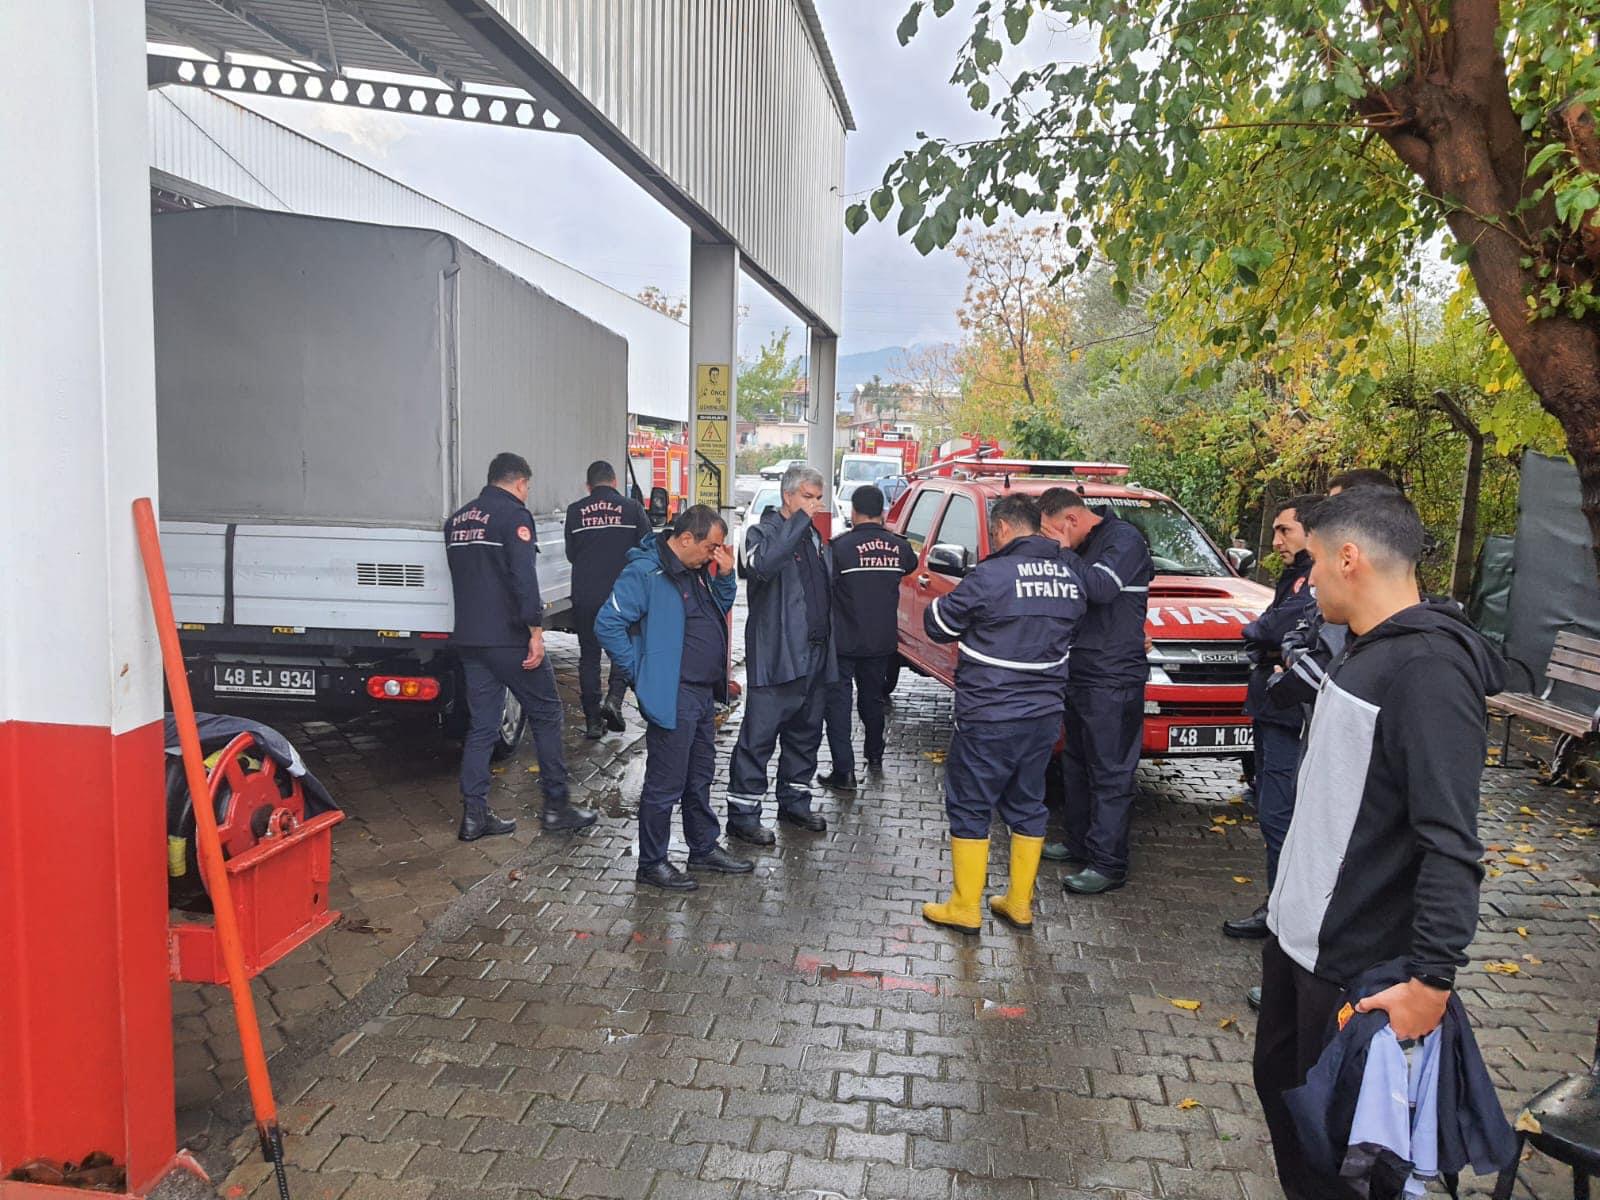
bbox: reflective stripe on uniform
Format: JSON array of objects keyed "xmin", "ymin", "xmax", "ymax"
[
  {"xmin": 1093, "ymin": 561, "xmax": 1124, "ymax": 588},
  {"xmin": 957, "ymin": 642, "xmax": 1071, "ymax": 672},
  {"xmin": 929, "ymin": 597, "xmax": 962, "ymax": 638}
]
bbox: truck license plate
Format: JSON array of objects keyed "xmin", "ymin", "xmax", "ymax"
[
  {"xmin": 1166, "ymin": 724, "xmax": 1253, "ymax": 753},
  {"xmin": 212, "ymin": 664, "xmax": 316, "ymax": 699}
]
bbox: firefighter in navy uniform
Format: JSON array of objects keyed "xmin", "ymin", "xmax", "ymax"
[
  {"xmin": 818, "ymin": 485, "xmax": 919, "ymax": 790},
  {"xmin": 1037, "ymin": 487, "xmax": 1155, "ymax": 895},
  {"xmin": 445, "ymin": 453, "xmax": 598, "ymax": 841},
  {"xmin": 921, "ymin": 494, "xmax": 1087, "ymax": 933},
  {"xmin": 564, "ymin": 459, "xmax": 652, "ymax": 740}
]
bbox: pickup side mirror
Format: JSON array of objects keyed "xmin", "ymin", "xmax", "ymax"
[
  {"xmin": 648, "ymin": 486, "xmax": 670, "ymax": 527},
  {"xmin": 1226, "ymin": 546, "xmax": 1257, "ymax": 574},
  {"xmin": 928, "ymin": 543, "xmax": 971, "ymax": 577}
]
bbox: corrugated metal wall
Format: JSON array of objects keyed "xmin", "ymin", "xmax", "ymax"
[
  {"xmin": 487, "ymin": 0, "xmax": 847, "ymax": 332},
  {"xmin": 148, "ymin": 87, "xmax": 690, "ymax": 422}
]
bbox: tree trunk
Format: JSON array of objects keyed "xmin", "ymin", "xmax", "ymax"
[
  {"xmin": 1368, "ymin": 6, "xmax": 1600, "ymax": 579},
  {"xmin": 1431, "ymin": 391, "xmax": 1485, "ymax": 602}
]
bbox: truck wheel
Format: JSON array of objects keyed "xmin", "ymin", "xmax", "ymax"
[{"xmin": 490, "ymin": 688, "xmax": 526, "ymax": 761}]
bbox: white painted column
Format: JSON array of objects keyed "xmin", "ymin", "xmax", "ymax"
[
  {"xmin": 0, "ymin": 1, "xmax": 173, "ymax": 1187},
  {"xmin": 688, "ymin": 240, "xmax": 740, "ymax": 514},
  {"xmin": 806, "ymin": 330, "xmax": 839, "ymax": 510}
]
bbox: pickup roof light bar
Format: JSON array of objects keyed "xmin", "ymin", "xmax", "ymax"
[{"xmin": 907, "ymin": 455, "xmax": 1133, "ymax": 480}]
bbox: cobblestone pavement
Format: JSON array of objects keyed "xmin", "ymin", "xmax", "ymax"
[{"xmin": 178, "ymin": 630, "xmax": 1600, "ymax": 1200}]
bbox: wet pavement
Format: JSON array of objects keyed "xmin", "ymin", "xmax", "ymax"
[{"xmin": 171, "ymin": 627, "xmax": 1600, "ymax": 1200}]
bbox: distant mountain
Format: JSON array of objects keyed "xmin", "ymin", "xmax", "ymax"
[{"xmin": 795, "ymin": 343, "xmax": 955, "ymax": 412}]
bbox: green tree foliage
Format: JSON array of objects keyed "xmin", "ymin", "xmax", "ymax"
[
  {"xmin": 738, "ymin": 330, "xmax": 801, "ymax": 421},
  {"xmin": 849, "ymin": 0, "xmax": 1600, "ymax": 569}
]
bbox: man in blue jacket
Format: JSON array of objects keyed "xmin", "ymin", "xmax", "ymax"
[
  {"xmin": 1038, "ymin": 488, "xmax": 1155, "ymax": 895},
  {"xmin": 725, "ymin": 463, "xmax": 835, "ymax": 844},
  {"xmin": 921, "ymin": 494, "xmax": 1087, "ymax": 933},
  {"xmin": 596, "ymin": 506, "xmax": 753, "ymax": 890},
  {"xmin": 445, "ymin": 452, "xmax": 597, "ymax": 842}
]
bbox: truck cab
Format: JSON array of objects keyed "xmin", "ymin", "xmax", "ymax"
[{"xmin": 887, "ymin": 459, "xmax": 1273, "ymax": 757}]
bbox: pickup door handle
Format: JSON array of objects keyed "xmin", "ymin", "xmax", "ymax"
[{"xmin": 916, "ymin": 574, "xmax": 931, "ymax": 588}]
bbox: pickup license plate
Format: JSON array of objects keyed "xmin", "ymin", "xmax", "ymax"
[
  {"xmin": 212, "ymin": 664, "xmax": 317, "ymax": 699},
  {"xmin": 1166, "ymin": 723, "xmax": 1253, "ymax": 754}
]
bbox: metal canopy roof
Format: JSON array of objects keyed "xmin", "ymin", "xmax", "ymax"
[
  {"xmin": 145, "ymin": 0, "xmax": 852, "ymax": 333},
  {"xmin": 146, "ymin": 0, "xmax": 504, "ymax": 86}
]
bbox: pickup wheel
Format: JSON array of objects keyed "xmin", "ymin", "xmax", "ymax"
[{"xmin": 490, "ymin": 688, "xmax": 526, "ymax": 761}]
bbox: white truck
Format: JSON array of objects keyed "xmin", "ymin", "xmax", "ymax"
[
  {"xmin": 834, "ymin": 451, "xmax": 907, "ymax": 528},
  {"xmin": 153, "ymin": 209, "xmax": 630, "ymax": 755}
]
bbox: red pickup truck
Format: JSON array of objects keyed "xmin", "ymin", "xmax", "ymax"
[{"xmin": 887, "ymin": 459, "xmax": 1274, "ymax": 757}]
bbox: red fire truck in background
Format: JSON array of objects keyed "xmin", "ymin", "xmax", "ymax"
[
  {"xmin": 627, "ymin": 434, "xmax": 689, "ymax": 519},
  {"xmin": 853, "ymin": 424, "xmax": 921, "ymax": 474}
]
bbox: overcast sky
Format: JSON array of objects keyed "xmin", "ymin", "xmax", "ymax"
[{"xmin": 233, "ymin": 2, "xmax": 1083, "ymax": 363}]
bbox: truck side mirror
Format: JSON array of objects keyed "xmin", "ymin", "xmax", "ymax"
[
  {"xmin": 928, "ymin": 543, "xmax": 970, "ymax": 577},
  {"xmin": 1226, "ymin": 546, "xmax": 1256, "ymax": 574},
  {"xmin": 648, "ymin": 487, "xmax": 670, "ymax": 526}
]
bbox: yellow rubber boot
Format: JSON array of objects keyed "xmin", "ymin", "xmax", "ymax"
[
  {"xmin": 921, "ymin": 837, "xmax": 988, "ymax": 933},
  {"xmin": 989, "ymin": 834, "xmax": 1045, "ymax": 930}
]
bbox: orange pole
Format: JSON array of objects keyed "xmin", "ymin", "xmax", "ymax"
[{"xmin": 131, "ymin": 499, "xmax": 284, "ymax": 1168}]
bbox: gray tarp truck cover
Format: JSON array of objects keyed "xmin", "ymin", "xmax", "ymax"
[{"xmin": 152, "ymin": 207, "xmax": 627, "ymax": 525}]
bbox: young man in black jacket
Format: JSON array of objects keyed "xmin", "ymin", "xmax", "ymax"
[{"xmin": 1255, "ymin": 488, "xmax": 1503, "ymax": 1200}]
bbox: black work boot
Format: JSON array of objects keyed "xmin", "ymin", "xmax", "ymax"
[
  {"xmin": 459, "ymin": 809, "xmax": 516, "ymax": 842},
  {"xmin": 816, "ymin": 769, "xmax": 858, "ymax": 792},
  {"xmin": 777, "ymin": 805, "xmax": 826, "ymax": 832},
  {"xmin": 1223, "ymin": 903, "xmax": 1270, "ymax": 939},
  {"xmin": 636, "ymin": 862, "xmax": 697, "ymax": 891},
  {"xmin": 687, "ymin": 844, "xmax": 754, "ymax": 874},
  {"xmin": 540, "ymin": 800, "xmax": 598, "ymax": 833},
  {"xmin": 583, "ymin": 714, "xmax": 605, "ymax": 740},
  {"xmin": 726, "ymin": 816, "xmax": 776, "ymax": 847},
  {"xmin": 599, "ymin": 695, "xmax": 627, "ymax": 732}
]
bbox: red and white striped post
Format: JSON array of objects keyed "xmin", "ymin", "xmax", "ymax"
[{"xmin": 0, "ymin": 2, "xmax": 178, "ymax": 1193}]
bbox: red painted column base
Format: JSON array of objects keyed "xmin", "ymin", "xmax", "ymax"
[{"xmin": 0, "ymin": 720, "xmax": 176, "ymax": 1195}]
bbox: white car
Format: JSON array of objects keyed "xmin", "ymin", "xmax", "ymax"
[
  {"xmin": 759, "ymin": 457, "xmax": 808, "ymax": 481},
  {"xmin": 733, "ymin": 482, "xmax": 782, "ymax": 570}
]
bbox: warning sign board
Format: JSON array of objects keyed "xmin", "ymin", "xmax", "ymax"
[{"xmin": 694, "ymin": 362, "xmax": 732, "ymax": 507}]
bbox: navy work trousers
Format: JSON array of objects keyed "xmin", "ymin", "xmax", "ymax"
[
  {"xmin": 639, "ymin": 682, "xmax": 722, "ymax": 868},
  {"xmin": 458, "ymin": 645, "xmax": 569, "ymax": 815},
  {"xmin": 1061, "ymin": 682, "xmax": 1144, "ymax": 879},
  {"xmin": 1254, "ymin": 719, "xmax": 1301, "ymax": 888},
  {"xmin": 573, "ymin": 600, "xmax": 627, "ymax": 719},
  {"xmin": 943, "ymin": 717, "xmax": 1054, "ymax": 839},
  {"xmin": 727, "ymin": 644, "xmax": 828, "ymax": 819},
  {"xmin": 823, "ymin": 653, "xmax": 890, "ymax": 777}
]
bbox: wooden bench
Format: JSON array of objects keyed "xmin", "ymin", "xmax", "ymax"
[{"xmin": 1488, "ymin": 629, "xmax": 1600, "ymax": 784}]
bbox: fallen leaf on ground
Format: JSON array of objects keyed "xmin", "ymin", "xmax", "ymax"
[
  {"xmin": 1219, "ymin": 1017, "xmax": 1237, "ymax": 1030},
  {"xmin": 1519, "ymin": 805, "xmax": 1536, "ymax": 815},
  {"xmin": 1209, "ymin": 826, "xmax": 1227, "ymax": 835},
  {"xmin": 526, "ymin": 765, "xmax": 540, "ymax": 774},
  {"xmin": 1486, "ymin": 867, "xmax": 1504, "ymax": 878},
  {"xmin": 1228, "ymin": 797, "xmax": 1245, "ymax": 806},
  {"xmin": 1523, "ymin": 954, "xmax": 1543, "ymax": 965},
  {"xmin": 1484, "ymin": 961, "xmax": 1521, "ymax": 975},
  {"xmin": 1232, "ymin": 876, "xmax": 1253, "ymax": 885},
  {"xmin": 508, "ymin": 869, "xmax": 525, "ymax": 883},
  {"xmin": 1504, "ymin": 855, "xmax": 1530, "ymax": 867},
  {"xmin": 922, "ymin": 750, "xmax": 947, "ymax": 764},
  {"xmin": 1516, "ymin": 926, "xmax": 1529, "ymax": 938},
  {"xmin": 1169, "ymin": 998, "xmax": 1202, "ymax": 1012},
  {"xmin": 1177, "ymin": 1098, "xmax": 1202, "ymax": 1110},
  {"xmin": 1515, "ymin": 1110, "xmax": 1543, "ymax": 1134},
  {"xmin": 1513, "ymin": 843, "xmax": 1535, "ymax": 854}
]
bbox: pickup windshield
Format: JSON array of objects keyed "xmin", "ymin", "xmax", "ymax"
[
  {"xmin": 840, "ymin": 458, "xmax": 902, "ymax": 485},
  {"xmin": 987, "ymin": 496, "xmax": 1229, "ymax": 576}
]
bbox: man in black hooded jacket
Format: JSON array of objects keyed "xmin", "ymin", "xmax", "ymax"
[{"xmin": 1254, "ymin": 488, "xmax": 1504, "ymax": 1200}]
